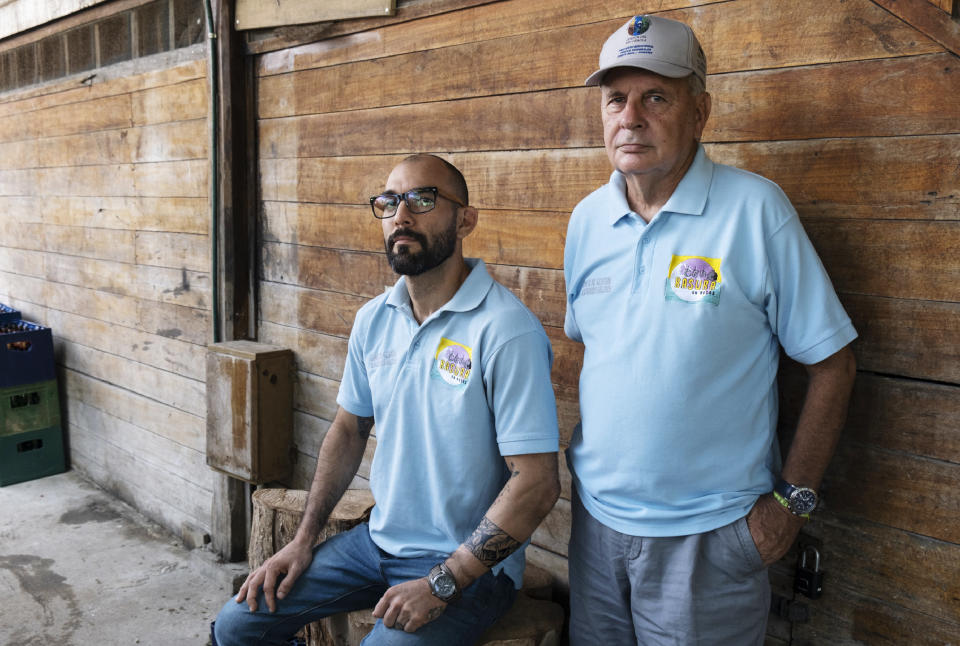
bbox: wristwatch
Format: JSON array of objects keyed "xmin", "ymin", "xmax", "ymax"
[
  {"xmin": 428, "ymin": 563, "xmax": 461, "ymax": 603},
  {"xmin": 773, "ymin": 478, "xmax": 818, "ymax": 518}
]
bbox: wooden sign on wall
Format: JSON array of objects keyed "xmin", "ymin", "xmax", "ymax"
[{"xmin": 235, "ymin": 0, "xmax": 394, "ymax": 30}]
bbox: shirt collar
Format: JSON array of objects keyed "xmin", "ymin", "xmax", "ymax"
[
  {"xmin": 385, "ymin": 258, "xmax": 492, "ymax": 319},
  {"xmin": 605, "ymin": 144, "xmax": 713, "ymax": 225}
]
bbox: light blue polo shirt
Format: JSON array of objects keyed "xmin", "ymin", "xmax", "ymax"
[
  {"xmin": 337, "ymin": 258, "xmax": 559, "ymax": 587},
  {"xmin": 564, "ymin": 145, "xmax": 857, "ymax": 537}
]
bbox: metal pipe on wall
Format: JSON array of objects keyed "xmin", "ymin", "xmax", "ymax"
[{"xmin": 203, "ymin": 0, "xmax": 221, "ymax": 343}]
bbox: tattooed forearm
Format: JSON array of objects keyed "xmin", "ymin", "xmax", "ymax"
[
  {"xmin": 464, "ymin": 517, "xmax": 522, "ymax": 568},
  {"xmin": 356, "ymin": 416, "xmax": 374, "ymax": 440}
]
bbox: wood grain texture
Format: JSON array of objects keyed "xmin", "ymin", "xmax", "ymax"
[
  {"xmin": 257, "ymin": 58, "xmax": 960, "ymax": 158},
  {"xmin": 798, "ymin": 512, "xmax": 960, "ymax": 624},
  {"xmin": 256, "ymin": 0, "xmax": 939, "ymax": 96},
  {"xmin": 875, "ymin": 0, "xmax": 960, "ymax": 56},
  {"xmin": 258, "ymin": 137, "xmax": 960, "ymax": 223},
  {"xmin": 780, "ymin": 366, "xmax": 960, "ymax": 464},
  {"xmin": 844, "ymin": 293, "xmax": 960, "ymax": 384}
]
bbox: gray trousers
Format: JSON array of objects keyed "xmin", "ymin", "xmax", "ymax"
[{"xmin": 568, "ymin": 492, "xmax": 770, "ymax": 646}]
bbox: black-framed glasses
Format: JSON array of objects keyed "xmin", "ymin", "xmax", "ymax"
[{"xmin": 369, "ymin": 186, "xmax": 466, "ymax": 219}]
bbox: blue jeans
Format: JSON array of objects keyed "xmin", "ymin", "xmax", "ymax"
[
  {"xmin": 213, "ymin": 524, "xmax": 516, "ymax": 646},
  {"xmin": 568, "ymin": 491, "xmax": 769, "ymax": 646}
]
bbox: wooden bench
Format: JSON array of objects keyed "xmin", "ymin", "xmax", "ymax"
[{"xmin": 249, "ymin": 488, "xmax": 564, "ymax": 646}]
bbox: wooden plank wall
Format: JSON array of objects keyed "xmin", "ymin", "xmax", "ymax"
[
  {"xmin": 0, "ymin": 54, "xmax": 214, "ymax": 540},
  {"xmin": 256, "ymin": 0, "xmax": 959, "ymax": 642}
]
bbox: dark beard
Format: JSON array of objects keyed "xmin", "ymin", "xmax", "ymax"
[{"xmin": 385, "ymin": 219, "xmax": 458, "ymax": 276}]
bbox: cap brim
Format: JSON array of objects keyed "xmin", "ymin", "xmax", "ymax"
[{"xmin": 584, "ymin": 59, "xmax": 695, "ymax": 86}]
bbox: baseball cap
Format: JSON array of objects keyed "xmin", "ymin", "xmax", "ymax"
[{"xmin": 585, "ymin": 15, "xmax": 706, "ymax": 87}]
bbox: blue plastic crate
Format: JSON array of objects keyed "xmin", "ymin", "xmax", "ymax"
[
  {"xmin": 0, "ymin": 321, "xmax": 55, "ymax": 388},
  {"xmin": 0, "ymin": 304, "xmax": 20, "ymax": 325},
  {"xmin": 0, "ymin": 424, "xmax": 66, "ymax": 487}
]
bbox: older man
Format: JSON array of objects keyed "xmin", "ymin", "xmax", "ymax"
[
  {"xmin": 213, "ymin": 154, "xmax": 560, "ymax": 645},
  {"xmin": 563, "ymin": 15, "xmax": 857, "ymax": 645}
]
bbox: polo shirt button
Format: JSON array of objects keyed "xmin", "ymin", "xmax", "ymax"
[{"xmin": 638, "ymin": 266, "xmax": 645, "ymax": 274}]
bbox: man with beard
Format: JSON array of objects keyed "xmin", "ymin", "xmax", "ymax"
[{"xmin": 213, "ymin": 154, "xmax": 561, "ymax": 646}]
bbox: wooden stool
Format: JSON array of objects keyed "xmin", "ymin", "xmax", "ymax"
[
  {"xmin": 249, "ymin": 488, "xmax": 375, "ymax": 646},
  {"xmin": 248, "ymin": 488, "xmax": 565, "ymax": 646}
]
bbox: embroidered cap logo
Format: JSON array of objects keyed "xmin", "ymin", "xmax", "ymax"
[{"xmin": 628, "ymin": 15, "xmax": 651, "ymax": 37}]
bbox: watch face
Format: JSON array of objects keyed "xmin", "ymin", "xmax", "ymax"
[
  {"xmin": 791, "ymin": 488, "xmax": 817, "ymax": 514},
  {"xmin": 433, "ymin": 573, "xmax": 457, "ymax": 598}
]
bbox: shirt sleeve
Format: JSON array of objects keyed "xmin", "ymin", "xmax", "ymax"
[
  {"xmin": 482, "ymin": 330, "xmax": 560, "ymax": 456},
  {"xmin": 764, "ymin": 206, "xmax": 858, "ymax": 365}
]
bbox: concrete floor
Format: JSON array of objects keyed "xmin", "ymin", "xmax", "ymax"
[{"xmin": 0, "ymin": 470, "xmax": 247, "ymax": 646}]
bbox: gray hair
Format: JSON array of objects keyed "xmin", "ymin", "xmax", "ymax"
[{"xmin": 687, "ymin": 73, "xmax": 705, "ymax": 97}]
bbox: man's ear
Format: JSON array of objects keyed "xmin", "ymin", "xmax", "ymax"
[
  {"xmin": 457, "ymin": 205, "xmax": 479, "ymax": 240},
  {"xmin": 694, "ymin": 91, "xmax": 712, "ymax": 141}
]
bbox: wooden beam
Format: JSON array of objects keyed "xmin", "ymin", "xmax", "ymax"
[
  {"xmin": 212, "ymin": 0, "xmax": 256, "ymax": 342},
  {"xmin": 235, "ymin": 0, "xmax": 394, "ymax": 31},
  {"xmin": 244, "ymin": 0, "xmax": 497, "ymax": 55}
]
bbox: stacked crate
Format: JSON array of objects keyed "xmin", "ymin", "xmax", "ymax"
[
  {"xmin": 0, "ymin": 303, "xmax": 20, "ymax": 324},
  {"xmin": 0, "ymin": 314, "xmax": 65, "ymax": 486}
]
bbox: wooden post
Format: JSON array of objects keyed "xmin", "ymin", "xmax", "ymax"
[{"xmin": 211, "ymin": 0, "xmax": 257, "ymax": 342}]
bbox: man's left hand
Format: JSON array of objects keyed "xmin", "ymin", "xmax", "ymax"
[
  {"xmin": 372, "ymin": 578, "xmax": 447, "ymax": 633},
  {"xmin": 745, "ymin": 493, "xmax": 807, "ymax": 566}
]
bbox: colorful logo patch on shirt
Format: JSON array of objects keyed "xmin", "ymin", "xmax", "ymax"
[
  {"xmin": 665, "ymin": 255, "xmax": 722, "ymax": 305},
  {"xmin": 430, "ymin": 337, "xmax": 473, "ymax": 388}
]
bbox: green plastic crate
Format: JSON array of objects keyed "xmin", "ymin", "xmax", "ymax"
[
  {"xmin": 1, "ymin": 379, "xmax": 60, "ymax": 437},
  {"xmin": 0, "ymin": 424, "xmax": 66, "ymax": 486}
]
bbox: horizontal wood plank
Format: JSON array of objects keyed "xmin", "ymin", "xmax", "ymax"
[
  {"xmin": 260, "ymin": 280, "xmax": 366, "ymax": 338},
  {"xmin": 65, "ymin": 369, "xmax": 205, "ymax": 452},
  {"xmin": 265, "ymin": 0, "xmax": 938, "ymax": 75},
  {"xmin": 823, "ymin": 440, "xmax": 960, "ymax": 544},
  {"xmin": 259, "ymin": 137, "xmax": 960, "ymax": 224},
  {"xmin": 135, "ymin": 231, "xmax": 209, "ymax": 273},
  {"xmin": 67, "ymin": 395, "xmax": 212, "ymax": 493},
  {"xmin": 294, "ymin": 371, "xmax": 341, "ymax": 422},
  {"xmin": 136, "ymin": 300, "xmax": 211, "ymax": 346},
  {"xmin": 799, "ymin": 512, "xmax": 960, "ymax": 624},
  {"xmin": 42, "ymin": 225, "xmax": 136, "ymax": 264},
  {"xmin": 59, "ymin": 339, "xmax": 206, "ymax": 417},
  {"xmin": 0, "ymin": 59, "xmax": 206, "ymax": 120},
  {"xmin": 794, "ymin": 588, "xmax": 960, "ymax": 646},
  {"xmin": 806, "ymin": 219, "xmax": 960, "ymax": 302},
  {"xmin": 0, "ymin": 196, "xmax": 209, "ymax": 234},
  {"xmin": 844, "ymin": 293, "xmax": 960, "ymax": 384},
  {"xmin": 713, "ymin": 136, "xmax": 960, "ymax": 222},
  {"xmin": 780, "ymin": 367, "xmax": 960, "ymax": 464},
  {"xmin": 48, "ymin": 306, "xmax": 207, "ymax": 381},
  {"xmin": 259, "ymin": 56, "xmax": 960, "ymax": 157},
  {"xmin": 257, "ymin": 0, "xmax": 941, "ymax": 117},
  {"xmin": 0, "ymin": 160, "xmax": 208, "ymax": 198},
  {"xmin": 259, "ymin": 321, "xmax": 349, "ymax": 382},
  {"xmin": 130, "ymin": 79, "xmax": 209, "ymax": 126},
  {"xmin": 0, "ymin": 94, "xmax": 133, "ymax": 144},
  {"xmin": 68, "ymin": 420, "xmax": 211, "ymax": 537}
]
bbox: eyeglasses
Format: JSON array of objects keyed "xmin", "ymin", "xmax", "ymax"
[{"xmin": 369, "ymin": 186, "xmax": 465, "ymax": 219}]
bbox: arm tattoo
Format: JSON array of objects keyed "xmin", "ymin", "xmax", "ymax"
[
  {"xmin": 356, "ymin": 416, "xmax": 374, "ymax": 440},
  {"xmin": 464, "ymin": 517, "xmax": 522, "ymax": 568}
]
